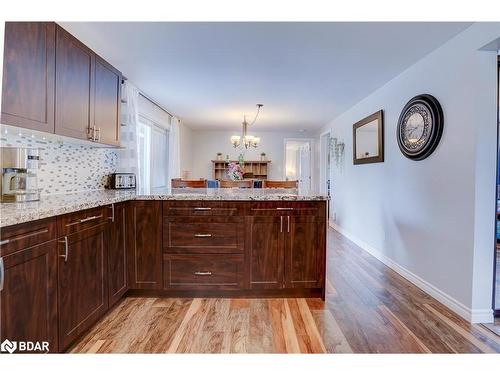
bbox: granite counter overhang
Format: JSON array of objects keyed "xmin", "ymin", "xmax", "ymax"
[{"xmin": 0, "ymin": 188, "xmax": 329, "ymax": 228}]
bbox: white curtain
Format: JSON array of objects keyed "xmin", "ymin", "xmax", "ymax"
[
  {"xmin": 167, "ymin": 116, "xmax": 181, "ymax": 188},
  {"xmin": 118, "ymin": 81, "xmax": 142, "ymax": 190}
]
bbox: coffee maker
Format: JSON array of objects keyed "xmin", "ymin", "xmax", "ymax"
[{"xmin": 0, "ymin": 147, "xmax": 40, "ymax": 202}]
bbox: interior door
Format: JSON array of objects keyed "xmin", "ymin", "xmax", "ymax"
[
  {"xmin": 58, "ymin": 224, "xmax": 108, "ymax": 350},
  {"xmin": 248, "ymin": 216, "xmax": 284, "ymax": 289},
  {"xmin": 298, "ymin": 143, "xmax": 311, "ymax": 193},
  {"xmin": 1, "ymin": 22, "xmax": 55, "ymax": 133}
]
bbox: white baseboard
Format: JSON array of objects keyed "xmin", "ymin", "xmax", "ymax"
[{"xmin": 328, "ymin": 221, "xmax": 494, "ymax": 324}]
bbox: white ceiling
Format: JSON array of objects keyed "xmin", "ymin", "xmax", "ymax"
[{"xmin": 60, "ymin": 22, "xmax": 471, "ymax": 132}]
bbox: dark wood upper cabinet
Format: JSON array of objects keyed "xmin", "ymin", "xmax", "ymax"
[
  {"xmin": 94, "ymin": 57, "xmax": 121, "ymax": 146},
  {"xmin": 1, "ymin": 22, "xmax": 55, "ymax": 133},
  {"xmin": 284, "ymin": 215, "xmax": 323, "ymax": 288},
  {"xmin": 107, "ymin": 203, "xmax": 128, "ymax": 306},
  {"xmin": 127, "ymin": 201, "xmax": 162, "ymax": 290},
  {"xmin": 54, "ymin": 25, "xmax": 95, "ymax": 141},
  {"xmin": 57, "ymin": 223, "xmax": 108, "ymax": 351},
  {"xmin": 0, "ymin": 240, "xmax": 59, "ymax": 353},
  {"xmin": 248, "ymin": 216, "xmax": 284, "ymax": 289}
]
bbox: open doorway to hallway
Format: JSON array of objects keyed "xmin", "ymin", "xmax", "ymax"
[{"xmin": 284, "ymin": 139, "xmax": 313, "ymax": 194}]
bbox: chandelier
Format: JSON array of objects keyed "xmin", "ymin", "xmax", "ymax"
[{"xmin": 230, "ymin": 104, "xmax": 263, "ymax": 149}]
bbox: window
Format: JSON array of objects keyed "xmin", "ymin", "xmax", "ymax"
[{"xmin": 137, "ymin": 94, "xmax": 171, "ymax": 190}]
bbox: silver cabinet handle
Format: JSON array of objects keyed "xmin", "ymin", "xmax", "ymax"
[
  {"xmin": 280, "ymin": 216, "xmax": 283, "ymax": 233},
  {"xmin": 194, "ymin": 207, "xmax": 211, "ymax": 211},
  {"xmin": 59, "ymin": 236, "xmax": 68, "ymax": 262},
  {"xmin": 194, "ymin": 233, "xmax": 212, "ymax": 238},
  {"xmin": 80, "ymin": 214, "xmax": 102, "ymax": 223},
  {"xmin": 194, "ymin": 271, "xmax": 212, "ymax": 276},
  {"xmin": 0, "ymin": 257, "xmax": 4, "ymax": 292},
  {"xmin": 0, "ymin": 239, "xmax": 10, "ymax": 246},
  {"xmin": 276, "ymin": 207, "xmax": 294, "ymax": 211},
  {"xmin": 109, "ymin": 204, "xmax": 115, "ymax": 223},
  {"xmin": 287, "ymin": 216, "xmax": 290, "ymax": 233}
]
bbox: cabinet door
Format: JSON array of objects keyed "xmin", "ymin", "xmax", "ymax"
[
  {"xmin": 0, "ymin": 241, "xmax": 58, "ymax": 353},
  {"xmin": 127, "ymin": 201, "xmax": 162, "ymax": 289},
  {"xmin": 58, "ymin": 224, "xmax": 108, "ymax": 351},
  {"xmin": 107, "ymin": 203, "xmax": 127, "ymax": 306},
  {"xmin": 93, "ymin": 56, "xmax": 121, "ymax": 146},
  {"xmin": 1, "ymin": 22, "xmax": 55, "ymax": 133},
  {"xmin": 284, "ymin": 215, "xmax": 322, "ymax": 288},
  {"xmin": 248, "ymin": 216, "xmax": 284, "ymax": 289},
  {"xmin": 54, "ymin": 25, "xmax": 95, "ymax": 141}
]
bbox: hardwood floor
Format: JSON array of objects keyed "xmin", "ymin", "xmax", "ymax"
[{"xmin": 70, "ymin": 229, "xmax": 500, "ymax": 353}]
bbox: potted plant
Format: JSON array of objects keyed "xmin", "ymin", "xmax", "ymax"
[
  {"xmin": 260, "ymin": 152, "xmax": 266, "ymax": 161},
  {"xmin": 216, "ymin": 152, "xmax": 223, "ymax": 161}
]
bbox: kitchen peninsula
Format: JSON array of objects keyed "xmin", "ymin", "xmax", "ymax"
[{"xmin": 0, "ymin": 188, "xmax": 327, "ymax": 352}]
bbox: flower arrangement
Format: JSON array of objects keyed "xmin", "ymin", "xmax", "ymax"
[{"xmin": 227, "ymin": 162, "xmax": 244, "ymax": 181}]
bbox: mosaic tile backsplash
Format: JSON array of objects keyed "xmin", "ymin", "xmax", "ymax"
[{"xmin": 1, "ymin": 130, "xmax": 118, "ymax": 195}]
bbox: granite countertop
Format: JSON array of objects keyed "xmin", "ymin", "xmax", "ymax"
[{"xmin": 0, "ymin": 188, "xmax": 329, "ymax": 228}]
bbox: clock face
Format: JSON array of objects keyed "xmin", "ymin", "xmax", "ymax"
[
  {"xmin": 396, "ymin": 94, "xmax": 443, "ymax": 160},
  {"xmin": 400, "ymin": 104, "xmax": 432, "ymax": 153}
]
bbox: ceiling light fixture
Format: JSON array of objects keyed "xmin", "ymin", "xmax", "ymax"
[{"xmin": 231, "ymin": 104, "xmax": 263, "ymax": 149}]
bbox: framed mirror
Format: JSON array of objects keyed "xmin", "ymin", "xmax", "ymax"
[{"xmin": 353, "ymin": 110, "xmax": 384, "ymax": 165}]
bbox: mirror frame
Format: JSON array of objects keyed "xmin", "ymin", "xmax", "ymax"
[{"xmin": 353, "ymin": 110, "xmax": 384, "ymax": 165}]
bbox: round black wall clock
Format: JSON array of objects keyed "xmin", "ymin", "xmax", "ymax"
[{"xmin": 396, "ymin": 94, "xmax": 443, "ymax": 161}]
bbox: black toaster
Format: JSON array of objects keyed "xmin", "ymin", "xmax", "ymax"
[{"xmin": 108, "ymin": 173, "xmax": 136, "ymax": 189}]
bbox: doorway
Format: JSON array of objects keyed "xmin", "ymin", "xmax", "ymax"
[{"xmin": 284, "ymin": 139, "xmax": 312, "ymax": 193}]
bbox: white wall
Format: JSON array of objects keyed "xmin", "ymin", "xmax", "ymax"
[
  {"xmin": 179, "ymin": 122, "xmax": 194, "ymax": 177},
  {"xmin": 318, "ymin": 22, "xmax": 500, "ymax": 322},
  {"xmin": 189, "ymin": 129, "xmax": 314, "ymax": 181}
]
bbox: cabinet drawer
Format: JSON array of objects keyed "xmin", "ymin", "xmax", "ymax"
[
  {"xmin": 163, "ymin": 201, "xmax": 242, "ymax": 216},
  {"xmin": 163, "ymin": 218, "xmax": 243, "ymax": 254},
  {"xmin": 57, "ymin": 206, "xmax": 109, "ymax": 236},
  {"xmin": 249, "ymin": 201, "xmax": 322, "ymax": 216},
  {"xmin": 163, "ymin": 254, "xmax": 243, "ymax": 290},
  {"xmin": 0, "ymin": 218, "xmax": 56, "ymax": 256}
]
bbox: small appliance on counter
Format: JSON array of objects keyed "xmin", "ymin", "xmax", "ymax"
[
  {"xmin": 0, "ymin": 147, "xmax": 40, "ymax": 202},
  {"xmin": 108, "ymin": 173, "xmax": 136, "ymax": 189}
]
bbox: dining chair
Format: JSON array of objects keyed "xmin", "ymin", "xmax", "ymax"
[
  {"xmin": 262, "ymin": 180, "xmax": 298, "ymax": 189},
  {"xmin": 171, "ymin": 179, "xmax": 207, "ymax": 188},
  {"xmin": 219, "ymin": 179, "xmax": 253, "ymax": 188}
]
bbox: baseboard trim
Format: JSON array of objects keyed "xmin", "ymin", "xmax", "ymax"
[{"xmin": 329, "ymin": 221, "xmax": 494, "ymax": 324}]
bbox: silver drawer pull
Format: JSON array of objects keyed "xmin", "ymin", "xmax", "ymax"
[
  {"xmin": 194, "ymin": 234, "xmax": 212, "ymax": 238},
  {"xmin": 194, "ymin": 271, "xmax": 212, "ymax": 276},
  {"xmin": 0, "ymin": 239, "xmax": 10, "ymax": 246},
  {"xmin": 276, "ymin": 207, "xmax": 294, "ymax": 211},
  {"xmin": 80, "ymin": 215, "xmax": 102, "ymax": 223},
  {"xmin": 194, "ymin": 207, "xmax": 211, "ymax": 211}
]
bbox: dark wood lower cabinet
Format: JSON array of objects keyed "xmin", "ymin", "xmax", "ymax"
[
  {"xmin": 1, "ymin": 199, "xmax": 326, "ymax": 352},
  {"xmin": 248, "ymin": 216, "xmax": 284, "ymax": 289},
  {"xmin": 284, "ymin": 215, "xmax": 324, "ymax": 289},
  {"xmin": 57, "ymin": 223, "xmax": 108, "ymax": 351},
  {"xmin": 107, "ymin": 203, "xmax": 128, "ymax": 306},
  {"xmin": 127, "ymin": 201, "xmax": 162, "ymax": 290},
  {"xmin": 0, "ymin": 241, "xmax": 59, "ymax": 353}
]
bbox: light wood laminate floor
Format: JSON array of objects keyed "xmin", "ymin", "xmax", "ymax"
[{"xmin": 70, "ymin": 229, "xmax": 500, "ymax": 353}]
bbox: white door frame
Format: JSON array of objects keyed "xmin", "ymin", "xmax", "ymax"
[
  {"xmin": 319, "ymin": 130, "xmax": 331, "ymax": 195},
  {"xmin": 283, "ymin": 138, "xmax": 315, "ymax": 189}
]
